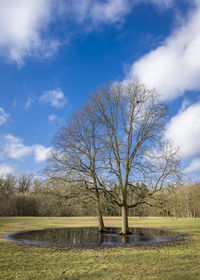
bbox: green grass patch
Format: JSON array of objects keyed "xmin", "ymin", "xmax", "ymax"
[{"xmin": 0, "ymin": 216, "xmax": 200, "ymax": 279}]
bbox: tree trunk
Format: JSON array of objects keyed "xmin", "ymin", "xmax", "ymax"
[
  {"xmin": 121, "ymin": 204, "xmax": 129, "ymax": 235},
  {"xmin": 96, "ymin": 198, "xmax": 105, "ymax": 232},
  {"xmin": 93, "ymin": 176, "xmax": 105, "ymax": 232}
]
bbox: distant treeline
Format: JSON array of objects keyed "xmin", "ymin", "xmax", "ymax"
[{"xmin": 0, "ymin": 173, "xmax": 200, "ymax": 218}]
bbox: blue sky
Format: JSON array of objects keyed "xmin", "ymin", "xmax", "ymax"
[{"xmin": 0, "ymin": 0, "xmax": 200, "ymax": 181}]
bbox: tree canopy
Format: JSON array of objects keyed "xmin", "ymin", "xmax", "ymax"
[{"xmin": 47, "ymin": 80, "xmax": 182, "ymax": 234}]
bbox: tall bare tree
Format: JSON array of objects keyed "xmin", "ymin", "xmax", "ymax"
[
  {"xmin": 88, "ymin": 80, "xmax": 181, "ymax": 234},
  {"xmin": 48, "ymin": 106, "xmax": 106, "ymax": 231}
]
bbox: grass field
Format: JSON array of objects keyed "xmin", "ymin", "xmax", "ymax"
[{"xmin": 0, "ymin": 216, "xmax": 200, "ymax": 280}]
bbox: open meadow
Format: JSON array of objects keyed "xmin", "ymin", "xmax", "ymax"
[{"xmin": 0, "ymin": 217, "xmax": 200, "ymax": 280}]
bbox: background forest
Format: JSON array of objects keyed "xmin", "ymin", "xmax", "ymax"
[{"xmin": 1, "ymin": 173, "xmax": 199, "ymax": 218}]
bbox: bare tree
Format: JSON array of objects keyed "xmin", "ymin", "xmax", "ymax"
[
  {"xmin": 88, "ymin": 80, "xmax": 181, "ymax": 234},
  {"xmin": 16, "ymin": 173, "xmax": 34, "ymax": 193},
  {"xmin": 0, "ymin": 174, "xmax": 16, "ymax": 195},
  {"xmin": 47, "ymin": 106, "xmax": 106, "ymax": 231}
]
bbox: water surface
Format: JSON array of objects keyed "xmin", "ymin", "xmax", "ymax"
[{"xmin": 4, "ymin": 227, "xmax": 185, "ymax": 247}]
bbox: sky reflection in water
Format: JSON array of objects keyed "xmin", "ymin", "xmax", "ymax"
[{"xmin": 5, "ymin": 227, "xmax": 184, "ymax": 247}]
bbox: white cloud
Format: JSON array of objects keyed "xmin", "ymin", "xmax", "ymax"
[
  {"xmin": 12, "ymin": 99, "xmax": 17, "ymax": 108},
  {"xmin": 89, "ymin": 0, "xmax": 130, "ymax": 24},
  {"xmin": 25, "ymin": 97, "xmax": 34, "ymax": 109},
  {"xmin": 34, "ymin": 145, "xmax": 52, "ymax": 162},
  {"xmin": 69, "ymin": 0, "xmax": 173, "ymax": 25},
  {"xmin": 0, "ymin": 0, "xmax": 59, "ymax": 65},
  {"xmin": 0, "ymin": 0, "xmax": 174, "ymax": 64},
  {"xmin": 165, "ymin": 102, "xmax": 200, "ymax": 158},
  {"xmin": 144, "ymin": 0, "xmax": 173, "ymax": 6},
  {"xmin": 126, "ymin": 2, "xmax": 200, "ymax": 101},
  {"xmin": 39, "ymin": 89, "xmax": 67, "ymax": 108},
  {"xmin": 179, "ymin": 99, "xmax": 191, "ymax": 113},
  {"xmin": 0, "ymin": 134, "xmax": 51, "ymax": 163},
  {"xmin": 0, "ymin": 163, "xmax": 14, "ymax": 176},
  {"xmin": 134, "ymin": 0, "xmax": 174, "ymax": 10},
  {"xmin": 2, "ymin": 134, "xmax": 33, "ymax": 159},
  {"xmin": 0, "ymin": 108, "xmax": 9, "ymax": 125},
  {"xmin": 184, "ymin": 157, "xmax": 200, "ymax": 173},
  {"xmin": 48, "ymin": 114, "xmax": 57, "ymax": 121}
]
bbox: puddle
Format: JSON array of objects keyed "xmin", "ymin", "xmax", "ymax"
[{"xmin": 4, "ymin": 227, "xmax": 186, "ymax": 247}]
